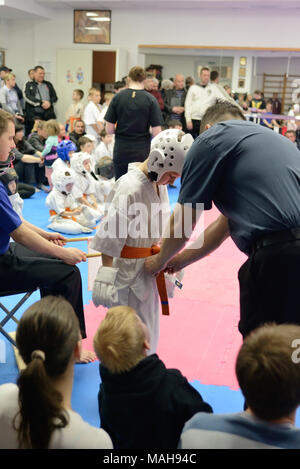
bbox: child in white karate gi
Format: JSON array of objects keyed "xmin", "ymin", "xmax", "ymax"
[{"xmin": 91, "ymin": 129, "xmax": 193, "ymax": 353}]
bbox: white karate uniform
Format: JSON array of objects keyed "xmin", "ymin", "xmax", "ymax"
[
  {"xmin": 71, "ymin": 172, "xmax": 103, "ymax": 219},
  {"xmin": 45, "ymin": 188, "xmax": 96, "ymax": 233},
  {"xmin": 91, "ymin": 163, "xmax": 170, "ymax": 353},
  {"xmin": 9, "ymin": 193, "xmax": 23, "ymax": 217},
  {"xmin": 83, "ymin": 101, "xmax": 102, "ymax": 142},
  {"xmin": 94, "ymin": 141, "xmax": 114, "ymax": 164}
]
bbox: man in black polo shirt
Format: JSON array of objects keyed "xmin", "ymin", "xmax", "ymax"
[{"xmin": 145, "ymin": 101, "xmax": 300, "ymax": 338}]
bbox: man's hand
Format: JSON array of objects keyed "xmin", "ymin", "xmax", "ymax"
[
  {"xmin": 144, "ymin": 253, "xmax": 166, "ymax": 276},
  {"xmin": 42, "ymin": 100, "xmax": 51, "ymax": 110},
  {"xmin": 44, "ymin": 231, "xmax": 67, "ymax": 246},
  {"xmin": 172, "ymin": 106, "xmax": 184, "ymax": 114},
  {"xmin": 60, "ymin": 247, "xmax": 86, "ymax": 265},
  {"xmin": 186, "ymin": 121, "xmax": 193, "ymax": 130},
  {"xmin": 165, "ymin": 254, "xmax": 185, "ymax": 274}
]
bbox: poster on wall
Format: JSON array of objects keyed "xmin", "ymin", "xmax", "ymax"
[{"xmin": 74, "ymin": 10, "xmax": 111, "ymax": 44}]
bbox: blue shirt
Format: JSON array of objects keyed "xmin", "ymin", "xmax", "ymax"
[
  {"xmin": 178, "ymin": 120, "xmax": 300, "ymax": 254},
  {"xmin": 0, "ymin": 181, "xmax": 22, "ymax": 254},
  {"xmin": 179, "ymin": 412, "xmax": 300, "ymax": 449}
]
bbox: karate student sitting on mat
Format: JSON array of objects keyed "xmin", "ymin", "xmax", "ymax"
[
  {"xmin": 93, "ymin": 305, "xmax": 212, "ymax": 449},
  {"xmin": 78, "ymin": 134, "xmax": 113, "ymax": 204},
  {"xmin": 46, "ymin": 169, "xmax": 97, "ymax": 234},
  {"xmin": 91, "ymin": 129, "xmax": 193, "ymax": 353},
  {"xmin": 70, "ymin": 151, "xmax": 103, "ymax": 219},
  {"xmin": 51, "ymin": 139, "xmax": 77, "ymax": 172}
]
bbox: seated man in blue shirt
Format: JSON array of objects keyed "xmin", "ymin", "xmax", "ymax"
[
  {"xmin": 0, "ymin": 109, "xmax": 94, "ymax": 363},
  {"xmin": 145, "ymin": 101, "xmax": 300, "ymax": 339},
  {"xmin": 179, "ymin": 323, "xmax": 300, "ymax": 449}
]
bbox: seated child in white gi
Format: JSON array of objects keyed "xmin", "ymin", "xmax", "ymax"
[
  {"xmin": 94, "ymin": 129, "xmax": 114, "ymax": 164},
  {"xmin": 91, "ymin": 129, "xmax": 193, "ymax": 353},
  {"xmin": 78, "ymin": 135, "xmax": 112, "ymax": 203},
  {"xmin": 46, "ymin": 169, "xmax": 96, "ymax": 234},
  {"xmin": 70, "ymin": 152, "xmax": 103, "ymax": 219},
  {"xmin": 51, "ymin": 139, "xmax": 77, "ymax": 173},
  {"xmin": 0, "ymin": 167, "xmax": 24, "ymax": 217}
]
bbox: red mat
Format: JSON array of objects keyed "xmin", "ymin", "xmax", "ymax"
[{"xmin": 82, "ymin": 206, "xmax": 247, "ymax": 391}]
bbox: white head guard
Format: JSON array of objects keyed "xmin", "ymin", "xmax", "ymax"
[
  {"xmin": 52, "ymin": 169, "xmax": 76, "ymax": 194},
  {"xmin": 148, "ymin": 129, "xmax": 194, "ymax": 183},
  {"xmin": 70, "ymin": 152, "xmax": 91, "ymax": 175}
]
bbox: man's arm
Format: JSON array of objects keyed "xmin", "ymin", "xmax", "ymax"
[
  {"xmin": 20, "ymin": 218, "xmax": 66, "ymax": 246},
  {"xmin": 151, "ymin": 125, "xmax": 162, "ymax": 137},
  {"xmin": 11, "ymin": 222, "xmax": 86, "ymax": 265},
  {"xmin": 105, "ymin": 121, "xmax": 115, "ymax": 135},
  {"xmin": 145, "ymin": 204, "xmax": 229, "ymax": 275},
  {"xmin": 145, "ymin": 203, "xmax": 198, "ymax": 274},
  {"xmin": 167, "ymin": 214, "xmax": 229, "ymax": 272}
]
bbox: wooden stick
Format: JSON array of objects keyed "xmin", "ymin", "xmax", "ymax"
[
  {"xmin": 65, "ymin": 237, "xmax": 94, "ymax": 243},
  {"xmin": 86, "ymin": 252, "xmax": 102, "ymax": 258}
]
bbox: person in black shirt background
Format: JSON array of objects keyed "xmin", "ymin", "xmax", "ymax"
[{"xmin": 105, "ymin": 66, "xmax": 163, "ymax": 180}]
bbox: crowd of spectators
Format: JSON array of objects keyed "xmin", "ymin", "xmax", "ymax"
[{"xmin": 1, "ymin": 62, "xmax": 299, "ymax": 194}]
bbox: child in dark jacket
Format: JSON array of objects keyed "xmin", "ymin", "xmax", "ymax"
[{"xmin": 93, "ymin": 306, "xmax": 213, "ymax": 449}]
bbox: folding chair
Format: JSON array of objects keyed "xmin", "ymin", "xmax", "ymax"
[{"xmin": 0, "ymin": 288, "xmax": 37, "ymax": 346}]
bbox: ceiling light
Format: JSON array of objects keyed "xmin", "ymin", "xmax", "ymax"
[
  {"xmin": 86, "ymin": 12, "xmax": 99, "ymax": 17},
  {"xmin": 90, "ymin": 17, "xmax": 111, "ymax": 22},
  {"xmin": 85, "ymin": 27, "xmax": 101, "ymax": 30}
]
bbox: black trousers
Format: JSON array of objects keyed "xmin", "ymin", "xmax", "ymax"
[
  {"xmin": 238, "ymin": 239, "xmax": 300, "ymax": 339},
  {"xmin": 113, "ymin": 138, "xmax": 150, "ymax": 180},
  {"xmin": 0, "ymin": 243, "xmax": 86, "ymax": 338},
  {"xmin": 18, "ymin": 182, "xmax": 35, "ymax": 199},
  {"xmin": 189, "ymin": 119, "xmax": 201, "ymax": 140}
]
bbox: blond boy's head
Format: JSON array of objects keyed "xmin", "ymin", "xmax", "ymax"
[{"xmin": 93, "ymin": 306, "xmax": 150, "ymax": 374}]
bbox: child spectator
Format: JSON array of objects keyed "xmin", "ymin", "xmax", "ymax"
[
  {"xmin": 83, "ymin": 87, "xmax": 103, "ymax": 143},
  {"xmin": 46, "ymin": 169, "xmax": 96, "ymax": 234},
  {"xmin": 69, "ymin": 119, "xmax": 86, "ymax": 151},
  {"xmin": 58, "ymin": 123, "xmax": 69, "ymax": 142},
  {"xmin": 42, "ymin": 119, "xmax": 60, "ymax": 190},
  {"xmin": 91, "ymin": 129, "xmax": 193, "ymax": 353},
  {"xmin": 93, "ymin": 305, "xmax": 212, "ymax": 449},
  {"xmin": 99, "ymin": 92, "xmax": 114, "ymax": 124},
  {"xmin": 168, "ymin": 119, "xmax": 183, "ymax": 130},
  {"xmin": 94, "ymin": 129, "xmax": 114, "ymax": 164},
  {"xmin": 0, "ymin": 296, "xmax": 113, "ymax": 449},
  {"xmin": 65, "ymin": 89, "xmax": 84, "ymax": 132},
  {"xmin": 180, "ymin": 323, "xmax": 300, "ymax": 449}
]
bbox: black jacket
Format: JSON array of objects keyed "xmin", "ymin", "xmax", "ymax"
[
  {"xmin": 163, "ymin": 88, "xmax": 187, "ymax": 126},
  {"xmin": 98, "ymin": 354, "xmax": 212, "ymax": 449},
  {"xmin": 24, "ymin": 80, "xmax": 57, "ymax": 119},
  {"xmin": 27, "ymin": 132, "xmax": 46, "ymax": 152}
]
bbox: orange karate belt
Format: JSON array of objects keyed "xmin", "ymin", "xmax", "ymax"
[
  {"xmin": 49, "ymin": 208, "xmax": 77, "ymax": 222},
  {"xmin": 120, "ymin": 244, "xmax": 169, "ymax": 316}
]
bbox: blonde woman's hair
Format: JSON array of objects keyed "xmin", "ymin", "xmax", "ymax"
[
  {"xmin": 88, "ymin": 87, "xmax": 100, "ymax": 97},
  {"xmin": 31, "ymin": 120, "xmax": 46, "ymax": 133},
  {"xmin": 45, "ymin": 119, "xmax": 60, "ymax": 136},
  {"xmin": 4, "ymin": 73, "xmax": 15, "ymax": 82},
  {"xmin": 93, "ymin": 306, "xmax": 146, "ymax": 374}
]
